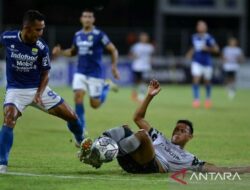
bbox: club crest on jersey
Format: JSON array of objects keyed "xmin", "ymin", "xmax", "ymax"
[
  {"xmin": 88, "ymin": 35, "xmax": 93, "ymax": 41},
  {"xmin": 31, "ymin": 48, "xmax": 38, "ymax": 55}
]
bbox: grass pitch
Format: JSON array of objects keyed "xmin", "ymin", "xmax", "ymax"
[{"xmin": 0, "ymin": 85, "xmax": 250, "ymax": 190}]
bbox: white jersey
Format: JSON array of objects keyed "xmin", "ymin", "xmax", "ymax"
[
  {"xmin": 148, "ymin": 128, "xmax": 205, "ymax": 172},
  {"xmin": 130, "ymin": 42, "xmax": 154, "ymax": 72},
  {"xmin": 222, "ymin": 46, "xmax": 242, "ymax": 71}
]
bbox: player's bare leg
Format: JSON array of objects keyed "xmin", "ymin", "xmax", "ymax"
[
  {"xmin": 90, "ymin": 97, "xmax": 102, "ymax": 109},
  {"xmin": 89, "ymin": 82, "xmax": 113, "ymax": 108},
  {"xmin": 204, "ymin": 79, "xmax": 212, "ymax": 108},
  {"xmin": 48, "ymin": 102, "xmax": 83, "ymax": 147},
  {"xmin": 48, "ymin": 102, "xmax": 78, "ymax": 121},
  {"xmin": 192, "ymin": 76, "xmax": 201, "ymax": 108},
  {"xmin": 0, "ymin": 105, "xmax": 21, "ymax": 173},
  {"xmin": 129, "ymin": 130, "xmax": 155, "ymax": 164}
]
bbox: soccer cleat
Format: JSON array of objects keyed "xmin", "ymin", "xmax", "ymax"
[
  {"xmin": 78, "ymin": 138, "xmax": 103, "ymax": 169},
  {"xmin": 0, "ymin": 165, "xmax": 7, "ymax": 174},
  {"xmin": 78, "ymin": 138, "xmax": 93, "ymax": 161},
  {"xmin": 204, "ymin": 99, "xmax": 212, "ymax": 109},
  {"xmin": 192, "ymin": 100, "xmax": 200, "ymax": 108},
  {"xmin": 105, "ymin": 79, "xmax": 119, "ymax": 92}
]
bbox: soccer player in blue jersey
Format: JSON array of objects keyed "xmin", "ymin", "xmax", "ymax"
[
  {"xmin": 186, "ymin": 20, "xmax": 219, "ymax": 108},
  {"xmin": 0, "ymin": 10, "xmax": 84, "ymax": 173},
  {"xmin": 52, "ymin": 8, "xmax": 120, "ymax": 134}
]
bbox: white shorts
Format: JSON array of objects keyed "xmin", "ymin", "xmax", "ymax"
[
  {"xmin": 4, "ymin": 86, "xmax": 63, "ymax": 113},
  {"xmin": 191, "ymin": 62, "xmax": 213, "ymax": 80},
  {"xmin": 72, "ymin": 73, "xmax": 105, "ymax": 98}
]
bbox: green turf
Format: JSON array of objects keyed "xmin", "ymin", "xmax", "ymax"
[{"xmin": 0, "ymin": 85, "xmax": 250, "ymax": 190}]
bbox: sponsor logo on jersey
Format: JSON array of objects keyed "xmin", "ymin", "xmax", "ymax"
[
  {"xmin": 88, "ymin": 35, "xmax": 93, "ymax": 41},
  {"xmin": 31, "ymin": 48, "xmax": 38, "ymax": 55},
  {"xmin": 36, "ymin": 40, "xmax": 45, "ymax": 50},
  {"xmin": 42, "ymin": 53, "xmax": 50, "ymax": 66},
  {"xmin": 3, "ymin": 35, "xmax": 17, "ymax": 39},
  {"xmin": 11, "ymin": 52, "xmax": 38, "ymax": 62}
]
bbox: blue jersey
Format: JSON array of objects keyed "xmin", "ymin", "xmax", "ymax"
[
  {"xmin": 0, "ymin": 30, "xmax": 51, "ymax": 89},
  {"xmin": 191, "ymin": 33, "xmax": 216, "ymax": 66},
  {"xmin": 73, "ymin": 28, "xmax": 111, "ymax": 78}
]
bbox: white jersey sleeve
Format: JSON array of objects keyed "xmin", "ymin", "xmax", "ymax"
[{"xmin": 148, "ymin": 128, "xmax": 205, "ymax": 172}]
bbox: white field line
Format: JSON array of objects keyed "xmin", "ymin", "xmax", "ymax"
[
  {"xmin": 1, "ymin": 172, "xmax": 250, "ymax": 186},
  {"xmin": 3, "ymin": 171, "xmax": 168, "ymax": 183}
]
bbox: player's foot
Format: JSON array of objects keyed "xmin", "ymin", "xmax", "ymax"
[
  {"xmin": 78, "ymin": 138, "xmax": 93, "ymax": 161},
  {"xmin": 72, "ymin": 136, "xmax": 85, "ymax": 148},
  {"xmin": 228, "ymin": 90, "xmax": 235, "ymax": 100},
  {"xmin": 192, "ymin": 100, "xmax": 200, "ymax": 108},
  {"xmin": 0, "ymin": 165, "xmax": 7, "ymax": 174},
  {"xmin": 105, "ymin": 79, "xmax": 119, "ymax": 92},
  {"xmin": 78, "ymin": 138, "xmax": 103, "ymax": 169},
  {"xmin": 204, "ymin": 99, "xmax": 212, "ymax": 109}
]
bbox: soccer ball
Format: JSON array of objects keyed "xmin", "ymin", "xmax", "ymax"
[{"xmin": 92, "ymin": 136, "xmax": 119, "ymax": 162}]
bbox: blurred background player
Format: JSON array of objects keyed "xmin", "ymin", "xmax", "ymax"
[
  {"xmin": 52, "ymin": 8, "xmax": 120, "ymax": 134},
  {"xmin": 0, "ymin": 10, "xmax": 84, "ymax": 173},
  {"xmin": 222, "ymin": 37, "xmax": 245, "ymax": 99},
  {"xmin": 129, "ymin": 32, "xmax": 154, "ymax": 103},
  {"xmin": 186, "ymin": 20, "xmax": 219, "ymax": 108},
  {"xmin": 79, "ymin": 80, "xmax": 250, "ymax": 174}
]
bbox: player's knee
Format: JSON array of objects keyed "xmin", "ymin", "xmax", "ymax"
[
  {"xmin": 90, "ymin": 101, "xmax": 101, "ymax": 109},
  {"xmin": 69, "ymin": 112, "xmax": 78, "ymax": 122},
  {"xmin": 74, "ymin": 92, "xmax": 84, "ymax": 104},
  {"xmin": 4, "ymin": 112, "xmax": 17, "ymax": 127},
  {"xmin": 135, "ymin": 130, "xmax": 150, "ymax": 144}
]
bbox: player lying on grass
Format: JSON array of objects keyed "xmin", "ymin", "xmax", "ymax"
[{"xmin": 78, "ymin": 80, "xmax": 250, "ymax": 174}]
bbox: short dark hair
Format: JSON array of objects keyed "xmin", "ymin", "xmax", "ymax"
[
  {"xmin": 177, "ymin": 120, "xmax": 193, "ymax": 134},
  {"xmin": 23, "ymin": 10, "xmax": 45, "ymax": 25},
  {"xmin": 82, "ymin": 8, "xmax": 96, "ymax": 15}
]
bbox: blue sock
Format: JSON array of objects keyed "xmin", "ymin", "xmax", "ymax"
[
  {"xmin": 192, "ymin": 84, "xmax": 200, "ymax": 100},
  {"xmin": 205, "ymin": 84, "xmax": 212, "ymax": 99},
  {"xmin": 67, "ymin": 120, "xmax": 84, "ymax": 143},
  {"xmin": 0, "ymin": 125, "xmax": 14, "ymax": 165},
  {"xmin": 75, "ymin": 104, "xmax": 85, "ymax": 131},
  {"xmin": 100, "ymin": 84, "xmax": 110, "ymax": 104}
]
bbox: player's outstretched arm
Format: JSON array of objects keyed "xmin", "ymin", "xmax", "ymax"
[
  {"xmin": 202, "ymin": 163, "xmax": 250, "ymax": 174},
  {"xmin": 52, "ymin": 44, "xmax": 77, "ymax": 58},
  {"xmin": 185, "ymin": 48, "xmax": 194, "ymax": 60},
  {"xmin": 106, "ymin": 43, "xmax": 120, "ymax": 80},
  {"xmin": 133, "ymin": 79, "xmax": 161, "ymax": 132}
]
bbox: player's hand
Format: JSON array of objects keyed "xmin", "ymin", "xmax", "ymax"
[
  {"xmin": 148, "ymin": 79, "xmax": 161, "ymax": 96},
  {"xmin": 52, "ymin": 45, "xmax": 61, "ymax": 58},
  {"xmin": 112, "ymin": 66, "xmax": 120, "ymax": 80},
  {"xmin": 33, "ymin": 93, "xmax": 44, "ymax": 107},
  {"xmin": 202, "ymin": 46, "xmax": 210, "ymax": 52}
]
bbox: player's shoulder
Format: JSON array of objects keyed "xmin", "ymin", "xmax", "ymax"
[
  {"xmin": 204, "ymin": 33, "xmax": 215, "ymax": 40},
  {"xmin": 1, "ymin": 30, "xmax": 19, "ymax": 39},
  {"xmin": 75, "ymin": 29, "xmax": 83, "ymax": 36},
  {"xmin": 148, "ymin": 128, "xmax": 167, "ymax": 142},
  {"xmin": 36, "ymin": 38, "xmax": 48, "ymax": 51},
  {"xmin": 93, "ymin": 27, "xmax": 103, "ymax": 35}
]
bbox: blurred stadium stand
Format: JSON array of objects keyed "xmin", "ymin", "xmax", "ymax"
[{"xmin": 0, "ymin": 0, "xmax": 250, "ymax": 87}]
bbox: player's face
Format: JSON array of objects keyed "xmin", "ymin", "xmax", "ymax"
[
  {"xmin": 171, "ymin": 123, "xmax": 193, "ymax": 147},
  {"xmin": 196, "ymin": 21, "xmax": 207, "ymax": 33},
  {"xmin": 139, "ymin": 33, "xmax": 149, "ymax": 43},
  {"xmin": 24, "ymin": 20, "xmax": 45, "ymax": 43},
  {"xmin": 228, "ymin": 38, "xmax": 238, "ymax": 46},
  {"xmin": 81, "ymin": 12, "xmax": 95, "ymax": 28}
]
